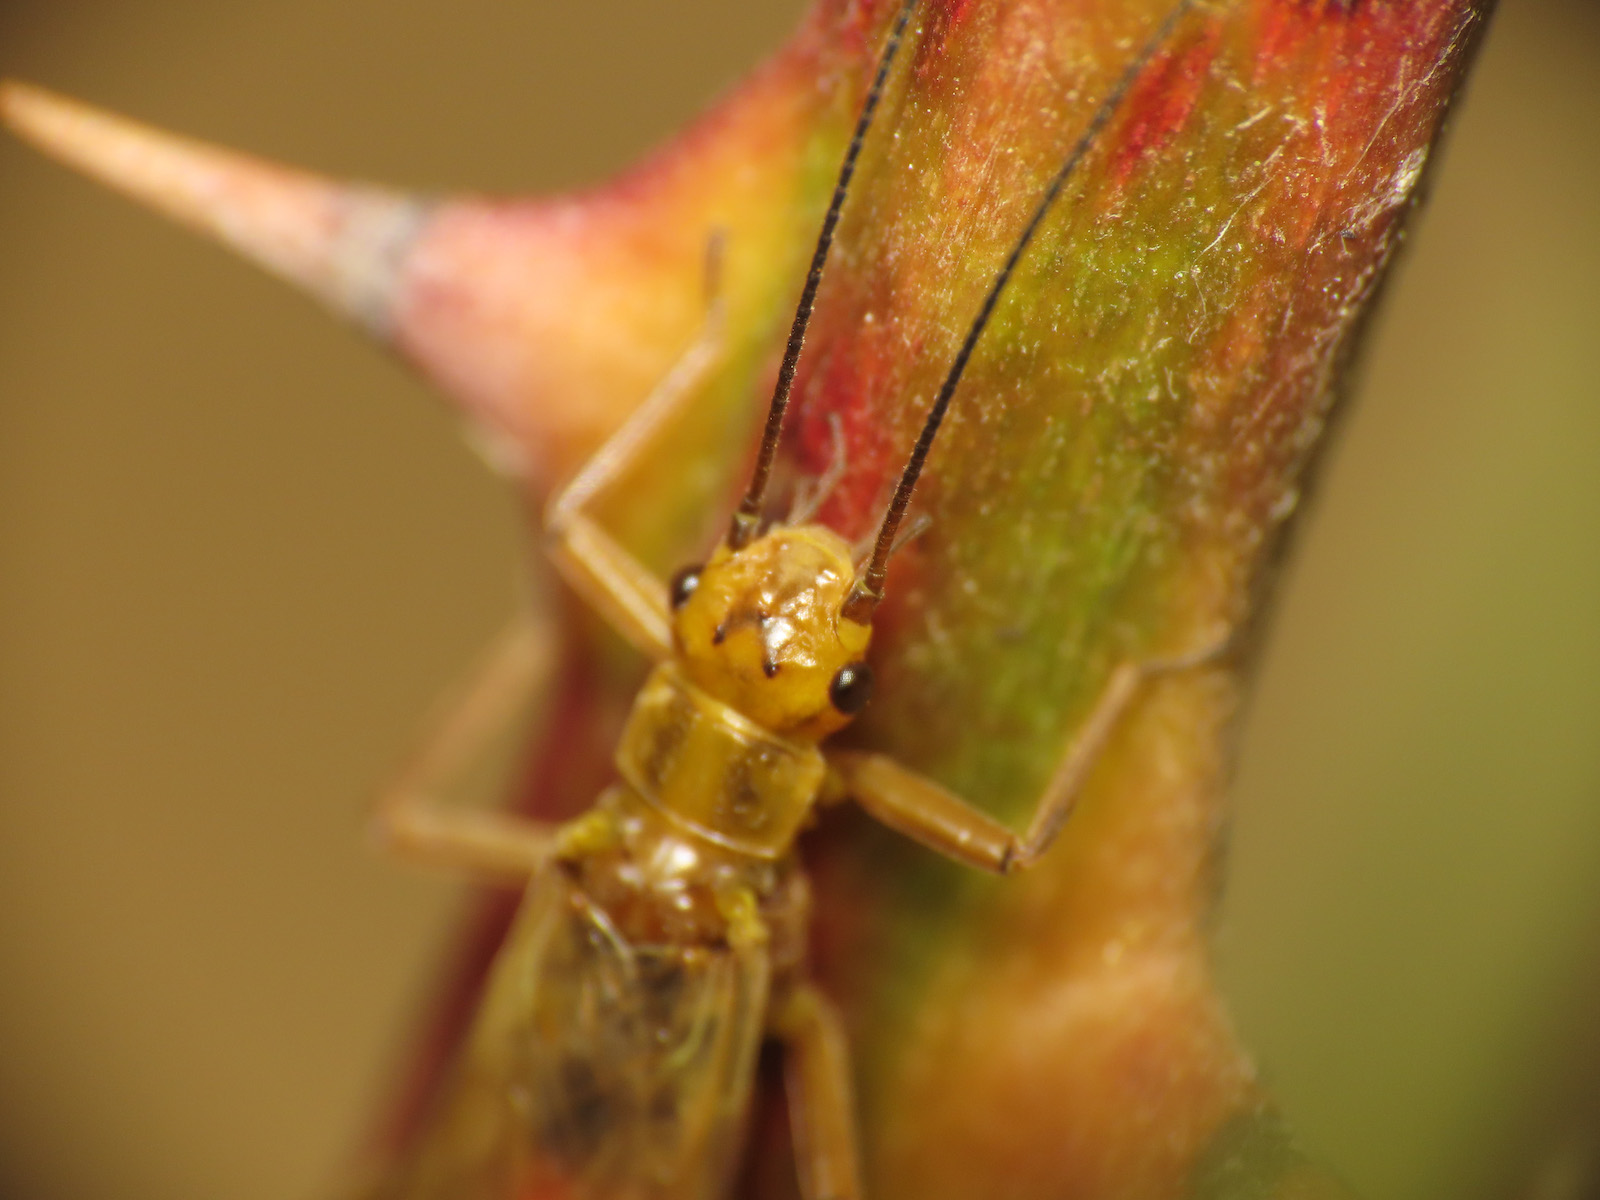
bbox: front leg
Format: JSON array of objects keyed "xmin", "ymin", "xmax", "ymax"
[
  {"xmin": 828, "ymin": 638, "xmax": 1226, "ymax": 874},
  {"xmin": 543, "ymin": 236, "xmax": 727, "ymax": 660}
]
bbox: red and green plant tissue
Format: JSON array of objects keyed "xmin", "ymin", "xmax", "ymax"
[{"xmin": 2, "ymin": 0, "xmax": 1491, "ymax": 1195}]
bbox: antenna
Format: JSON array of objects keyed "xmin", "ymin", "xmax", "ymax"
[
  {"xmin": 727, "ymin": 0, "xmax": 921, "ymax": 550},
  {"xmin": 843, "ymin": 0, "xmax": 1198, "ymax": 622}
]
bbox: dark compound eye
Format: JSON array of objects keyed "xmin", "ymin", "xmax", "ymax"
[
  {"xmin": 668, "ymin": 564, "xmax": 701, "ymax": 610},
  {"xmin": 829, "ymin": 662, "xmax": 874, "ymax": 715}
]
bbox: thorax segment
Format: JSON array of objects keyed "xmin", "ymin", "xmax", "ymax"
[{"xmin": 615, "ymin": 662, "xmax": 826, "ymax": 860}]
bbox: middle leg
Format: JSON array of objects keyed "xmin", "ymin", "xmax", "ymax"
[{"xmin": 371, "ymin": 614, "xmax": 561, "ymax": 884}]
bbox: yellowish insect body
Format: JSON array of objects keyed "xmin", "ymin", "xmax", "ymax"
[
  {"xmin": 616, "ymin": 661, "xmax": 829, "ymax": 861},
  {"xmin": 382, "ymin": 816, "xmax": 786, "ymax": 1200}
]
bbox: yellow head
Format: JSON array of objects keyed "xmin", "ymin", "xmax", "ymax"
[{"xmin": 669, "ymin": 525, "xmax": 873, "ymax": 742}]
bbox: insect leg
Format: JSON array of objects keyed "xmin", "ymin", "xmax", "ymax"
[
  {"xmin": 544, "ymin": 235, "xmax": 728, "ymax": 659},
  {"xmin": 828, "ymin": 637, "xmax": 1228, "ymax": 875},
  {"xmin": 371, "ymin": 615, "xmax": 561, "ymax": 883},
  {"xmin": 771, "ymin": 983, "xmax": 864, "ymax": 1200}
]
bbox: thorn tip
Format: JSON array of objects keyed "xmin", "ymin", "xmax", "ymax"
[{"xmin": 2, "ymin": 80, "xmax": 428, "ymax": 337}]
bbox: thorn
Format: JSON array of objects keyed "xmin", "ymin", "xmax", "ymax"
[{"xmin": 1, "ymin": 80, "xmax": 429, "ymax": 337}]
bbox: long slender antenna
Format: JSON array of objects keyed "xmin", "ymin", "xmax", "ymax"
[
  {"xmin": 727, "ymin": 0, "xmax": 920, "ymax": 550},
  {"xmin": 843, "ymin": 0, "xmax": 1198, "ymax": 622}
]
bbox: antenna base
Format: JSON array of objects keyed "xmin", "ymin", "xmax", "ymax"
[
  {"xmin": 727, "ymin": 509, "xmax": 762, "ymax": 550},
  {"xmin": 841, "ymin": 578, "xmax": 882, "ymax": 625}
]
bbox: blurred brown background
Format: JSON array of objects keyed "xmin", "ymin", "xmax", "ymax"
[{"xmin": 0, "ymin": 3, "xmax": 1596, "ymax": 1200}]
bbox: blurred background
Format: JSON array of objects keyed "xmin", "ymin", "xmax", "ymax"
[{"xmin": 0, "ymin": 3, "xmax": 1596, "ymax": 1199}]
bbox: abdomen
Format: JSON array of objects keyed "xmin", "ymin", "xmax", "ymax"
[{"xmin": 378, "ymin": 867, "xmax": 771, "ymax": 1200}]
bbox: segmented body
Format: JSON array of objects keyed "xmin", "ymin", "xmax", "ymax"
[{"xmin": 380, "ymin": 628, "xmax": 831, "ymax": 1200}]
